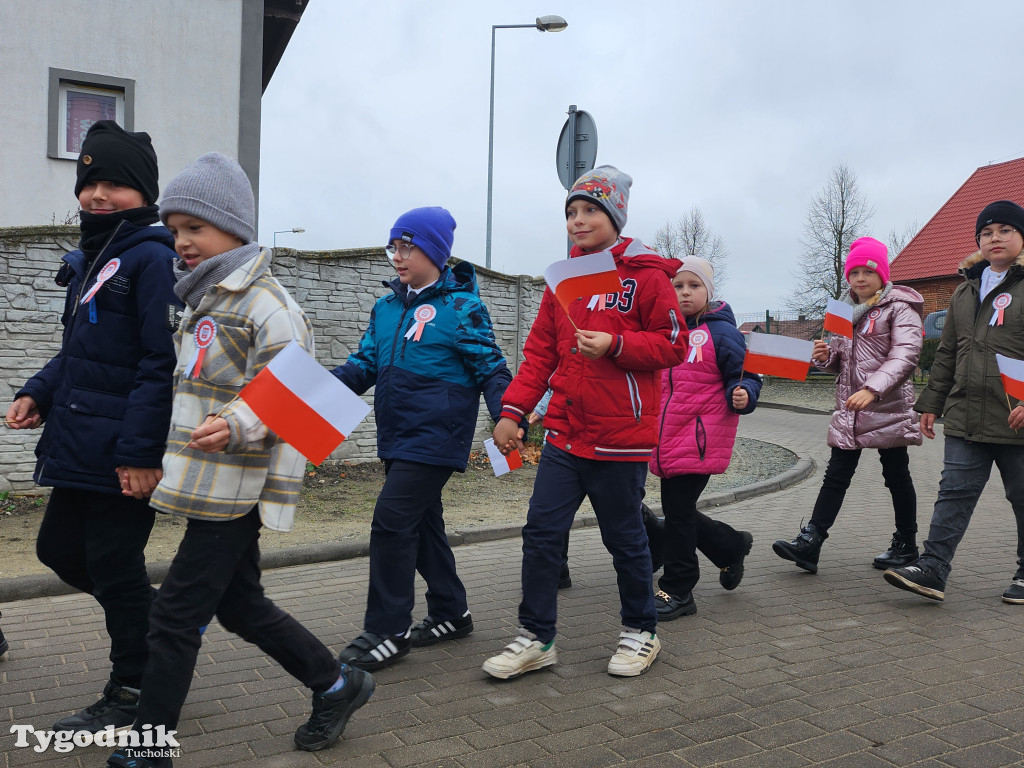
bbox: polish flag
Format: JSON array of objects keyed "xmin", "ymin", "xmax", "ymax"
[
  {"xmin": 823, "ymin": 297, "xmax": 854, "ymax": 338},
  {"xmin": 743, "ymin": 332, "xmax": 814, "ymax": 381},
  {"xmin": 484, "ymin": 438, "xmax": 523, "ymax": 477},
  {"xmin": 544, "ymin": 251, "xmax": 623, "ymax": 311},
  {"xmin": 996, "ymin": 354, "xmax": 1024, "ymax": 402},
  {"xmin": 239, "ymin": 341, "xmax": 371, "ymax": 465}
]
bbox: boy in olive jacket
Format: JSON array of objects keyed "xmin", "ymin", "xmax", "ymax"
[{"xmin": 885, "ymin": 200, "xmax": 1024, "ymax": 604}]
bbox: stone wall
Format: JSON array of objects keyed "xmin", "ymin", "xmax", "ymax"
[{"xmin": 0, "ymin": 226, "xmax": 545, "ymax": 493}]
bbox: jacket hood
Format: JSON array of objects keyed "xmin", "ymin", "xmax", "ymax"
[
  {"xmin": 384, "ymin": 259, "xmax": 480, "ymax": 300},
  {"xmin": 591, "ymin": 237, "xmax": 680, "ymax": 277},
  {"xmin": 877, "ymin": 283, "xmax": 924, "ymax": 318},
  {"xmin": 959, "ymin": 249, "xmax": 1024, "ymax": 279},
  {"xmin": 687, "ymin": 300, "xmax": 736, "ymax": 329}
]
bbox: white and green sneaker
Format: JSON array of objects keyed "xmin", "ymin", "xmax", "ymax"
[
  {"xmin": 482, "ymin": 634, "xmax": 557, "ymax": 679},
  {"xmin": 607, "ymin": 629, "xmax": 660, "ymax": 677}
]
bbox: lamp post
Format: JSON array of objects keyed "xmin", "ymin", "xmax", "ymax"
[
  {"xmin": 273, "ymin": 227, "xmax": 305, "ymax": 248},
  {"xmin": 486, "ymin": 14, "xmax": 567, "ymax": 270}
]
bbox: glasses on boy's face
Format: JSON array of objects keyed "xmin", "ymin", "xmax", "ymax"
[
  {"xmin": 979, "ymin": 226, "xmax": 1018, "ymax": 243},
  {"xmin": 385, "ymin": 242, "xmax": 418, "ymax": 260}
]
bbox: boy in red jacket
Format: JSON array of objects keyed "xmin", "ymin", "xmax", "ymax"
[{"xmin": 483, "ymin": 166, "xmax": 687, "ymax": 679}]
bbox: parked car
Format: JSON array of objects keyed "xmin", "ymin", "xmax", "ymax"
[{"xmin": 924, "ymin": 309, "xmax": 946, "ymax": 340}]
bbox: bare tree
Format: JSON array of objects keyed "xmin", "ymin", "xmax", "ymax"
[
  {"xmin": 788, "ymin": 163, "xmax": 874, "ymax": 314},
  {"xmin": 652, "ymin": 206, "xmax": 728, "ymax": 289},
  {"xmin": 887, "ymin": 220, "xmax": 920, "ymax": 258}
]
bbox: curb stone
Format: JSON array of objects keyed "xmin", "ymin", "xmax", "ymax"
[{"xmin": 0, "ymin": 452, "xmax": 816, "ymax": 603}]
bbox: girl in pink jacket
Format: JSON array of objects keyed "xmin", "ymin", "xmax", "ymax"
[
  {"xmin": 773, "ymin": 237, "xmax": 924, "ymax": 573},
  {"xmin": 649, "ymin": 258, "xmax": 763, "ymax": 620}
]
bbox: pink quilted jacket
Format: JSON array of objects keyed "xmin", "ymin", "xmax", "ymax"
[{"xmin": 819, "ymin": 284, "xmax": 924, "ymax": 450}]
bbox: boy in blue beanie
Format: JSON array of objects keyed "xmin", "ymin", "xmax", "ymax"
[{"xmin": 330, "ymin": 206, "xmax": 513, "ymax": 670}]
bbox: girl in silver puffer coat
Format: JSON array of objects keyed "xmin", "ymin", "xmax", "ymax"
[{"xmin": 773, "ymin": 237, "xmax": 924, "ymax": 573}]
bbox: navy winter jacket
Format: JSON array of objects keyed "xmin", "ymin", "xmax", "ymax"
[
  {"xmin": 332, "ymin": 262, "xmax": 512, "ymax": 471},
  {"xmin": 18, "ymin": 221, "xmax": 181, "ymax": 494}
]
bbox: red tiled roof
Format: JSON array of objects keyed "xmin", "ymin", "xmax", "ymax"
[{"xmin": 890, "ymin": 158, "xmax": 1024, "ymax": 282}]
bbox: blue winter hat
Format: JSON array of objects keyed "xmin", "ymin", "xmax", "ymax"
[{"xmin": 388, "ymin": 207, "xmax": 456, "ymax": 270}]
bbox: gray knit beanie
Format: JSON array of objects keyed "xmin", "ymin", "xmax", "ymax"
[
  {"xmin": 160, "ymin": 152, "xmax": 256, "ymax": 242},
  {"xmin": 566, "ymin": 165, "xmax": 632, "ymax": 233}
]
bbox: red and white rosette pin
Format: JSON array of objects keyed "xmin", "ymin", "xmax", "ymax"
[
  {"xmin": 80, "ymin": 258, "xmax": 121, "ymax": 304},
  {"xmin": 863, "ymin": 307, "xmax": 882, "ymax": 334},
  {"xmin": 990, "ymin": 293, "xmax": 1012, "ymax": 326},
  {"xmin": 686, "ymin": 329, "xmax": 709, "ymax": 363},
  {"xmin": 185, "ymin": 317, "xmax": 218, "ymax": 379},
  {"xmin": 404, "ymin": 305, "xmax": 436, "ymax": 342}
]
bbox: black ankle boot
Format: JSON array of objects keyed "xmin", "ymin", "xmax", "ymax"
[
  {"xmin": 872, "ymin": 531, "xmax": 918, "ymax": 569},
  {"xmin": 772, "ymin": 523, "xmax": 825, "ymax": 573}
]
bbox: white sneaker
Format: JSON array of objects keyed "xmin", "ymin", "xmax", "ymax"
[
  {"xmin": 482, "ymin": 635, "xmax": 557, "ymax": 679},
  {"xmin": 607, "ymin": 629, "xmax": 660, "ymax": 677}
]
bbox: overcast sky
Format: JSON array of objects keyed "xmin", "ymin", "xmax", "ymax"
[{"xmin": 258, "ymin": 0, "xmax": 1024, "ymax": 318}]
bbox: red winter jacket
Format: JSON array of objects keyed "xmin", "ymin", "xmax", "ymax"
[{"xmin": 501, "ymin": 238, "xmax": 688, "ymax": 461}]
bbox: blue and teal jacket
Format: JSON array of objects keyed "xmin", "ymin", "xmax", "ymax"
[{"xmin": 331, "ymin": 261, "xmax": 512, "ymax": 471}]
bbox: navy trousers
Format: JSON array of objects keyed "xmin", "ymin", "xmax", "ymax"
[
  {"xmin": 519, "ymin": 443, "xmax": 655, "ymax": 643},
  {"xmin": 364, "ymin": 460, "xmax": 466, "ymax": 635}
]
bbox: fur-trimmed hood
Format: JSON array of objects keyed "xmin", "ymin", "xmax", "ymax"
[{"xmin": 958, "ymin": 249, "xmax": 1024, "ymax": 278}]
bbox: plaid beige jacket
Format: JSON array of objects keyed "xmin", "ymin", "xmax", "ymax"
[{"xmin": 150, "ymin": 249, "xmax": 313, "ymax": 531}]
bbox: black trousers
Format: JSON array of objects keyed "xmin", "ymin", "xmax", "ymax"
[
  {"xmin": 36, "ymin": 487, "xmax": 155, "ymax": 687},
  {"xmin": 134, "ymin": 508, "xmax": 337, "ymax": 731},
  {"xmin": 658, "ymin": 474, "xmax": 748, "ymax": 597},
  {"xmin": 809, "ymin": 446, "xmax": 918, "ymax": 537}
]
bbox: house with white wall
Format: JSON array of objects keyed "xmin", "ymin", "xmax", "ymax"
[{"xmin": 0, "ymin": 0, "xmax": 308, "ymax": 226}]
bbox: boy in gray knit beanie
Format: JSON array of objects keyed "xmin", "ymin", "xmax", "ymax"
[{"xmin": 107, "ymin": 153, "xmax": 375, "ymax": 768}]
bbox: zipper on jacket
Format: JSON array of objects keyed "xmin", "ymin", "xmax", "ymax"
[
  {"xmin": 625, "ymin": 371, "xmax": 642, "ymax": 422},
  {"xmin": 695, "ymin": 415, "xmax": 707, "ymax": 460},
  {"xmin": 654, "ymin": 367, "xmax": 674, "ymax": 475},
  {"xmin": 71, "ymin": 220, "xmax": 125, "ymax": 319}
]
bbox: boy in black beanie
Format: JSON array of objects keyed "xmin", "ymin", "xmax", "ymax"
[{"xmin": 5, "ymin": 120, "xmax": 181, "ymax": 731}]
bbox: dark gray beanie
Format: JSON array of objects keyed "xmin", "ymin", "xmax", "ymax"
[{"xmin": 160, "ymin": 152, "xmax": 256, "ymax": 242}]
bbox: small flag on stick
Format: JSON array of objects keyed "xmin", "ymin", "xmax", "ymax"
[
  {"xmin": 743, "ymin": 332, "xmax": 815, "ymax": 381},
  {"xmin": 484, "ymin": 438, "xmax": 523, "ymax": 477},
  {"xmin": 996, "ymin": 354, "xmax": 1024, "ymax": 402},
  {"xmin": 543, "ymin": 251, "xmax": 622, "ymax": 312},
  {"xmin": 239, "ymin": 341, "xmax": 370, "ymax": 465},
  {"xmin": 823, "ymin": 298, "xmax": 854, "ymax": 338}
]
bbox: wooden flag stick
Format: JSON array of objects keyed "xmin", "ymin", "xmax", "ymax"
[
  {"xmin": 1007, "ymin": 392, "xmax": 1019, "ymax": 435},
  {"xmin": 174, "ymin": 393, "xmax": 242, "ymax": 455}
]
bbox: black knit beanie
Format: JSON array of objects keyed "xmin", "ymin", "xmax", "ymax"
[
  {"xmin": 75, "ymin": 120, "xmax": 159, "ymax": 205},
  {"xmin": 975, "ymin": 200, "xmax": 1024, "ymax": 243}
]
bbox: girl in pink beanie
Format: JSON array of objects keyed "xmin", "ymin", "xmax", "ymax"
[{"xmin": 773, "ymin": 237, "xmax": 925, "ymax": 573}]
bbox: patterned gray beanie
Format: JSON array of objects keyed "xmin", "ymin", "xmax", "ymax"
[
  {"xmin": 160, "ymin": 152, "xmax": 255, "ymax": 242},
  {"xmin": 566, "ymin": 165, "xmax": 632, "ymax": 233}
]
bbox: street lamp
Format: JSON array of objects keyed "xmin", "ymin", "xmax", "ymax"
[
  {"xmin": 486, "ymin": 14, "xmax": 567, "ymax": 270},
  {"xmin": 273, "ymin": 227, "xmax": 305, "ymax": 248}
]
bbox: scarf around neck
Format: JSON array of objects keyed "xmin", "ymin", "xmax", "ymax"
[
  {"xmin": 78, "ymin": 205, "xmax": 160, "ymax": 261},
  {"xmin": 173, "ymin": 242, "xmax": 262, "ymax": 309},
  {"xmin": 847, "ymin": 282, "xmax": 893, "ymax": 324}
]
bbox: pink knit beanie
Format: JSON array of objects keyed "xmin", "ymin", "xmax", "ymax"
[{"xmin": 844, "ymin": 237, "xmax": 890, "ymax": 284}]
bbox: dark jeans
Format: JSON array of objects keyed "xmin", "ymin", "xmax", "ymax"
[
  {"xmin": 36, "ymin": 487, "xmax": 155, "ymax": 687},
  {"xmin": 658, "ymin": 475, "xmax": 748, "ymax": 597},
  {"xmin": 364, "ymin": 460, "xmax": 464, "ymax": 635},
  {"xmin": 520, "ymin": 443, "xmax": 654, "ymax": 643},
  {"xmin": 134, "ymin": 508, "xmax": 337, "ymax": 731},
  {"xmin": 809, "ymin": 446, "xmax": 917, "ymax": 537},
  {"xmin": 919, "ymin": 436, "xmax": 1024, "ymax": 582}
]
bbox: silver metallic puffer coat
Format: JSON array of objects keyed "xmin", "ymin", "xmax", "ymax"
[{"xmin": 818, "ymin": 284, "xmax": 924, "ymax": 450}]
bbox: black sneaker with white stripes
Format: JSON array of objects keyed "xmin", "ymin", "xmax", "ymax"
[
  {"xmin": 410, "ymin": 611, "xmax": 474, "ymax": 647},
  {"xmin": 338, "ymin": 631, "xmax": 411, "ymax": 671}
]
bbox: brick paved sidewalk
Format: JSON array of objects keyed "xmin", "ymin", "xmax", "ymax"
[{"xmin": 3, "ymin": 409, "xmax": 1024, "ymax": 768}]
